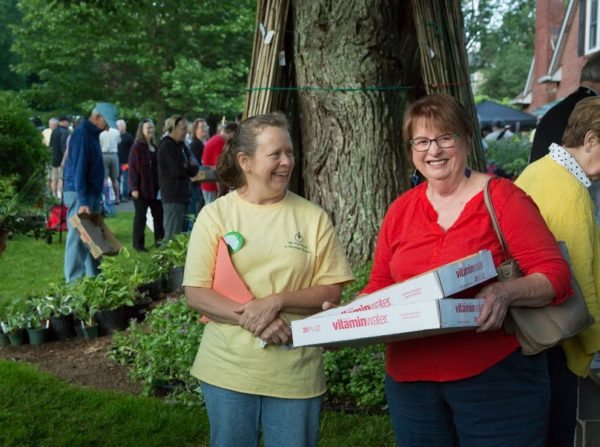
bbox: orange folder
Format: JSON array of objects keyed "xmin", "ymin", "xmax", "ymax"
[{"xmin": 200, "ymin": 237, "xmax": 253, "ymax": 323}]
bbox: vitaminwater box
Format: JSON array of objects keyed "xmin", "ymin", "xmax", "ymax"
[
  {"xmin": 316, "ymin": 250, "xmax": 496, "ymax": 320},
  {"xmin": 292, "ymin": 298, "xmax": 484, "ymax": 348}
]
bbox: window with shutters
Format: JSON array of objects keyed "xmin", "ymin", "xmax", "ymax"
[{"xmin": 586, "ymin": 0, "xmax": 600, "ymax": 53}]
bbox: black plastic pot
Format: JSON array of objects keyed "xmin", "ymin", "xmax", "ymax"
[
  {"xmin": 166, "ymin": 266, "xmax": 184, "ymax": 293},
  {"xmin": 50, "ymin": 314, "xmax": 76, "ymax": 340},
  {"xmin": 8, "ymin": 329, "xmax": 27, "ymax": 346},
  {"xmin": 81, "ymin": 325, "xmax": 99, "ymax": 341},
  {"xmin": 27, "ymin": 327, "xmax": 49, "ymax": 345},
  {"xmin": 138, "ymin": 281, "xmax": 161, "ymax": 301},
  {"xmin": 95, "ymin": 308, "xmax": 131, "ymax": 334}
]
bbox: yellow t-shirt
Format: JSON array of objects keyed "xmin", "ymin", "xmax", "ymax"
[
  {"xmin": 183, "ymin": 190, "xmax": 354, "ymax": 398},
  {"xmin": 516, "ymin": 155, "xmax": 600, "ymax": 376}
]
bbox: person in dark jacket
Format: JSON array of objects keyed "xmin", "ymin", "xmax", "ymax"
[
  {"xmin": 49, "ymin": 116, "xmax": 70, "ymax": 198},
  {"xmin": 530, "ymin": 52, "xmax": 600, "ymax": 163},
  {"xmin": 128, "ymin": 119, "xmax": 164, "ymax": 251},
  {"xmin": 63, "ymin": 102, "xmax": 116, "ymax": 283},
  {"xmin": 117, "ymin": 119, "xmax": 134, "ymax": 201},
  {"xmin": 158, "ymin": 115, "xmax": 198, "ymax": 241}
]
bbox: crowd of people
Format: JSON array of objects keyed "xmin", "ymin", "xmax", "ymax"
[{"xmin": 38, "ymin": 53, "xmax": 600, "ymax": 447}]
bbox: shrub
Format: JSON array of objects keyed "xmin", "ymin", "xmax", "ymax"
[
  {"xmin": 109, "ymin": 296, "xmax": 204, "ymax": 406},
  {"xmin": 0, "ymin": 92, "xmax": 49, "ymax": 197},
  {"xmin": 484, "ymin": 135, "xmax": 530, "ymax": 178}
]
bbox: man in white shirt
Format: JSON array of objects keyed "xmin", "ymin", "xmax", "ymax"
[{"xmin": 100, "ymin": 126, "xmax": 121, "ymax": 204}]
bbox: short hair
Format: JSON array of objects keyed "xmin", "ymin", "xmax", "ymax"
[
  {"xmin": 580, "ymin": 52, "xmax": 600, "ymax": 83},
  {"xmin": 562, "ymin": 96, "xmax": 600, "ymax": 148},
  {"xmin": 402, "ymin": 93, "xmax": 473, "ymax": 150},
  {"xmin": 116, "ymin": 119, "xmax": 126, "ymax": 129},
  {"xmin": 134, "ymin": 119, "xmax": 155, "ymax": 144},
  {"xmin": 49, "ymin": 118, "xmax": 58, "ymax": 126},
  {"xmin": 217, "ymin": 113, "xmax": 288, "ymax": 189}
]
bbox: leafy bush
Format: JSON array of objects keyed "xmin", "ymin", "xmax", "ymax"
[
  {"xmin": 485, "ymin": 135, "xmax": 530, "ymax": 178},
  {"xmin": 0, "ymin": 92, "xmax": 49, "ymax": 197},
  {"xmin": 110, "ymin": 296, "xmax": 204, "ymax": 405},
  {"xmin": 150, "ymin": 233, "xmax": 190, "ymax": 278}
]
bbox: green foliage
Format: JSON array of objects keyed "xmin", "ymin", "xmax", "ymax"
[
  {"xmin": 0, "ymin": 0, "xmax": 24, "ymax": 91},
  {"xmin": 150, "ymin": 233, "xmax": 190, "ymax": 277},
  {"xmin": 0, "ymin": 92, "xmax": 48, "ymax": 197},
  {"xmin": 69, "ymin": 277, "xmax": 102, "ymax": 327},
  {"xmin": 485, "ymin": 135, "xmax": 531, "ymax": 178},
  {"xmin": 10, "ymin": 0, "xmax": 255, "ymax": 120},
  {"xmin": 110, "ymin": 296, "xmax": 204, "ymax": 404},
  {"xmin": 463, "ymin": 0, "xmax": 535, "ymax": 99},
  {"xmin": 40, "ymin": 282, "xmax": 76, "ymax": 317},
  {"xmin": 0, "ymin": 175, "xmax": 46, "ymax": 236}
]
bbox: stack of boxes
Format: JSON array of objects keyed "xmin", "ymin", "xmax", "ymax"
[{"xmin": 292, "ymin": 250, "xmax": 498, "ymax": 348}]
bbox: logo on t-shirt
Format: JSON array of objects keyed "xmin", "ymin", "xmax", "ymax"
[{"xmin": 285, "ymin": 231, "xmax": 311, "ymax": 254}]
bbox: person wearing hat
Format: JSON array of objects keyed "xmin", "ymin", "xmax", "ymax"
[
  {"xmin": 49, "ymin": 115, "xmax": 70, "ymax": 198},
  {"xmin": 62, "ymin": 102, "xmax": 117, "ymax": 283}
]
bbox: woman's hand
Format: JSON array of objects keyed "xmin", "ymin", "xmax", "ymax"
[
  {"xmin": 475, "ymin": 282, "xmax": 512, "ymax": 332},
  {"xmin": 131, "ymin": 190, "xmax": 139, "ymax": 199},
  {"xmin": 258, "ymin": 318, "xmax": 292, "ymax": 345},
  {"xmin": 235, "ymin": 295, "xmax": 282, "ymax": 336}
]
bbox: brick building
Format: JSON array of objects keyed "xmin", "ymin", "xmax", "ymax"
[{"xmin": 514, "ymin": 0, "xmax": 600, "ymax": 114}]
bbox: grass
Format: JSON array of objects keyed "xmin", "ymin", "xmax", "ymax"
[
  {"xmin": 0, "ymin": 360, "xmax": 394, "ymax": 446},
  {"xmin": 0, "ymin": 210, "xmax": 152, "ymax": 308},
  {"xmin": 0, "ymin": 209, "xmax": 395, "ymax": 445}
]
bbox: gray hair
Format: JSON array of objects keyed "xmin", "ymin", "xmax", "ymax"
[{"xmin": 581, "ymin": 52, "xmax": 600, "ymax": 82}]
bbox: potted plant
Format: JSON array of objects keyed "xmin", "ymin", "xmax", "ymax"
[
  {"xmin": 0, "ymin": 175, "xmax": 46, "ymax": 254},
  {"xmin": 3, "ymin": 306, "xmax": 29, "ymax": 346},
  {"xmin": 25, "ymin": 292, "xmax": 53, "ymax": 345},
  {"xmin": 151, "ymin": 234, "xmax": 189, "ymax": 293},
  {"xmin": 70, "ymin": 277, "xmax": 101, "ymax": 340},
  {"xmin": 42, "ymin": 282, "xmax": 77, "ymax": 340}
]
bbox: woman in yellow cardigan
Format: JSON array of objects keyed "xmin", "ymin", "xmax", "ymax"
[{"xmin": 516, "ymin": 96, "xmax": 600, "ymax": 447}]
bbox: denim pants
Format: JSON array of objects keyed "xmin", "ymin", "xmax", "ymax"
[
  {"xmin": 385, "ymin": 349, "xmax": 550, "ymax": 447},
  {"xmin": 162, "ymin": 202, "xmax": 187, "ymax": 241},
  {"xmin": 200, "ymin": 382, "xmax": 322, "ymax": 447},
  {"xmin": 202, "ymin": 190, "xmax": 217, "ymax": 205},
  {"xmin": 63, "ymin": 191, "xmax": 102, "ymax": 284}
]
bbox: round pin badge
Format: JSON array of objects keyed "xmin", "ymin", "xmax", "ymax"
[{"xmin": 223, "ymin": 231, "xmax": 244, "ymax": 253}]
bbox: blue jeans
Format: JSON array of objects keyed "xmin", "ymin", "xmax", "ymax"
[
  {"xmin": 200, "ymin": 382, "xmax": 322, "ymax": 447},
  {"xmin": 120, "ymin": 169, "xmax": 129, "ymax": 199},
  {"xmin": 385, "ymin": 349, "xmax": 550, "ymax": 447},
  {"xmin": 63, "ymin": 191, "xmax": 103, "ymax": 284},
  {"xmin": 202, "ymin": 190, "xmax": 217, "ymax": 205}
]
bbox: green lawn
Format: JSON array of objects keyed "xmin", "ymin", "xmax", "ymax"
[
  {"xmin": 0, "ymin": 211, "xmax": 152, "ymax": 308},
  {"xmin": 0, "ymin": 360, "xmax": 393, "ymax": 446}
]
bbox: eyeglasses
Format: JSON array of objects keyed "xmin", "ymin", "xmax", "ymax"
[{"xmin": 409, "ymin": 133, "xmax": 459, "ymax": 152}]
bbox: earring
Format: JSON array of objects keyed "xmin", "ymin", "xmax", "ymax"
[
  {"xmin": 464, "ymin": 167, "xmax": 472, "ymax": 178},
  {"xmin": 411, "ymin": 170, "xmax": 420, "ymax": 188}
]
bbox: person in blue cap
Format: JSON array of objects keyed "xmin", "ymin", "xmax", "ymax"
[{"xmin": 62, "ymin": 102, "xmax": 117, "ymax": 283}]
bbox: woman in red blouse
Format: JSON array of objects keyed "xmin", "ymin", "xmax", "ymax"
[{"xmin": 363, "ymin": 94, "xmax": 571, "ymax": 446}]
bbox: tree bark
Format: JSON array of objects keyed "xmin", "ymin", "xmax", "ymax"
[{"xmin": 292, "ymin": 0, "xmax": 421, "ymax": 266}]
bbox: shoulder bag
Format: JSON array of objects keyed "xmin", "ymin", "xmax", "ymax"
[{"xmin": 483, "ymin": 177, "xmax": 594, "ymax": 355}]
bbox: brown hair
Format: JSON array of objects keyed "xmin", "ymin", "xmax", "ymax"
[
  {"xmin": 216, "ymin": 113, "xmax": 288, "ymax": 189},
  {"xmin": 562, "ymin": 96, "xmax": 600, "ymax": 148},
  {"xmin": 134, "ymin": 119, "xmax": 155, "ymax": 144},
  {"xmin": 402, "ymin": 93, "xmax": 473, "ymax": 150},
  {"xmin": 189, "ymin": 118, "xmax": 208, "ymax": 140}
]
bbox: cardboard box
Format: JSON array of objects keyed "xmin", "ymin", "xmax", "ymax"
[
  {"xmin": 292, "ymin": 298, "xmax": 485, "ymax": 348},
  {"xmin": 191, "ymin": 167, "xmax": 217, "ymax": 183},
  {"xmin": 69, "ymin": 213, "xmax": 121, "ymax": 259},
  {"xmin": 316, "ymin": 250, "xmax": 496, "ymax": 319}
]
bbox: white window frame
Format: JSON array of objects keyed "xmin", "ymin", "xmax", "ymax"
[{"xmin": 586, "ymin": 0, "xmax": 600, "ymax": 54}]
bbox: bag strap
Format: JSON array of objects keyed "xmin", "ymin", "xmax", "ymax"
[{"xmin": 483, "ymin": 177, "xmax": 511, "ymax": 261}]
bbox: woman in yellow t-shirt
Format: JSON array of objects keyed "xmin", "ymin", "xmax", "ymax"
[
  {"xmin": 183, "ymin": 112, "xmax": 353, "ymax": 447},
  {"xmin": 516, "ymin": 96, "xmax": 600, "ymax": 447}
]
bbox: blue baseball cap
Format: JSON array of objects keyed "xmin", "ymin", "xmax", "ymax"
[{"xmin": 94, "ymin": 102, "xmax": 118, "ymax": 129}]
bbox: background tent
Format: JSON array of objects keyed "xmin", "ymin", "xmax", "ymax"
[{"xmin": 476, "ymin": 99, "xmax": 538, "ymax": 131}]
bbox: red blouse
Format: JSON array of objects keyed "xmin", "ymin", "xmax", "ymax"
[{"xmin": 362, "ymin": 178, "xmax": 571, "ymax": 382}]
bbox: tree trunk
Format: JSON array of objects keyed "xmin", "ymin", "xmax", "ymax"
[{"xmin": 292, "ymin": 0, "xmax": 421, "ymax": 266}]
